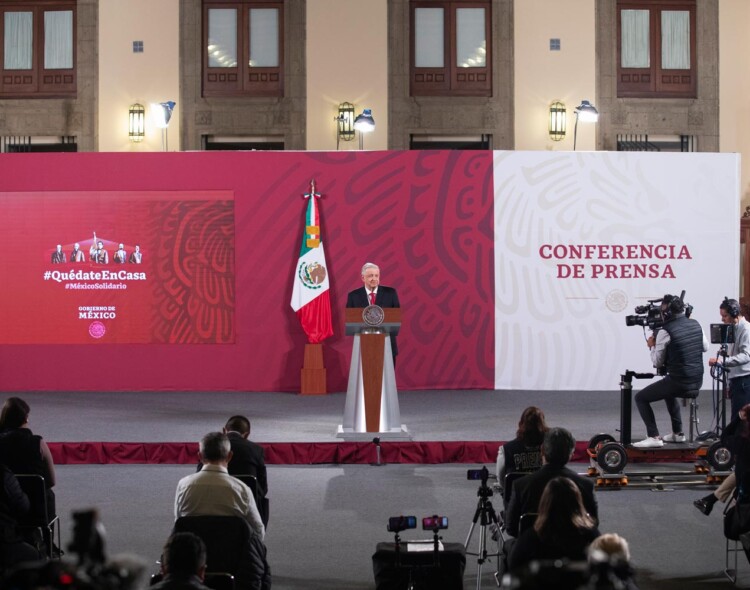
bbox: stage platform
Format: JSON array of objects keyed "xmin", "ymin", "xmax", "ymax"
[{"xmin": 15, "ymin": 388, "xmax": 723, "ymax": 465}]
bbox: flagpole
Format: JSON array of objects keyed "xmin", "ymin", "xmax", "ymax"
[{"xmin": 294, "ymin": 178, "xmax": 332, "ymax": 395}]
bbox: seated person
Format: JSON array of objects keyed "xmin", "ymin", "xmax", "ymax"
[
  {"xmin": 505, "ymin": 427, "xmax": 597, "ymax": 538},
  {"xmin": 0, "ymin": 463, "xmax": 41, "ymax": 567},
  {"xmin": 198, "ymin": 416, "xmax": 268, "ymax": 498},
  {"xmin": 152, "ymin": 532, "xmax": 211, "ymax": 590},
  {"xmin": 587, "ymin": 533, "xmax": 639, "ymax": 590},
  {"xmin": 694, "ymin": 403, "xmax": 750, "ymax": 515},
  {"xmin": 175, "ymin": 432, "xmax": 264, "ymax": 541},
  {"xmin": 632, "ymin": 294, "xmax": 708, "ymax": 448},
  {"xmin": 0, "ymin": 397, "xmax": 57, "ymax": 552},
  {"xmin": 508, "ymin": 477, "xmax": 600, "ymax": 572},
  {"xmin": 496, "ymin": 406, "xmax": 547, "ymax": 502}
]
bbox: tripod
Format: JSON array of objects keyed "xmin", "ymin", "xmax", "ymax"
[
  {"xmin": 707, "ymin": 343, "xmax": 731, "ymax": 439},
  {"xmin": 464, "ymin": 467, "xmax": 501, "ymax": 590}
]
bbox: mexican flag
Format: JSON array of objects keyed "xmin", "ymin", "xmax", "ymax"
[{"xmin": 290, "ymin": 183, "xmax": 333, "ymax": 343}]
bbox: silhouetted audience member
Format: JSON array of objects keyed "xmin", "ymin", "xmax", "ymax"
[
  {"xmin": 0, "ymin": 397, "xmax": 57, "ymax": 553},
  {"xmin": 496, "ymin": 406, "xmax": 547, "ymax": 493},
  {"xmin": 587, "ymin": 533, "xmax": 639, "ymax": 590},
  {"xmin": 224, "ymin": 415, "xmax": 267, "ymax": 497},
  {"xmin": 152, "ymin": 532, "xmax": 210, "ymax": 590},
  {"xmin": 0, "ymin": 463, "xmax": 41, "ymax": 568},
  {"xmin": 508, "ymin": 477, "xmax": 600, "ymax": 572},
  {"xmin": 694, "ymin": 403, "xmax": 750, "ymax": 515},
  {"xmin": 176, "ymin": 432, "xmax": 264, "ymax": 540},
  {"xmin": 198, "ymin": 416, "xmax": 267, "ymax": 495},
  {"xmin": 505, "ymin": 427, "xmax": 597, "ymax": 538}
]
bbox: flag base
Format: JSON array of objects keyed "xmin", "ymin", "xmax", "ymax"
[{"xmin": 300, "ymin": 343, "xmax": 327, "ymax": 395}]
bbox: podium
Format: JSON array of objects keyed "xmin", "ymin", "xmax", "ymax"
[{"xmin": 337, "ymin": 307, "xmax": 410, "ymax": 440}]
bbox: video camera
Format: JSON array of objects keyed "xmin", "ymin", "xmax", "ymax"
[
  {"xmin": 467, "ymin": 466, "xmax": 496, "ymax": 484},
  {"xmin": 625, "ymin": 290, "xmax": 693, "ymax": 333},
  {"xmin": 625, "ymin": 298, "xmax": 665, "ymax": 331}
]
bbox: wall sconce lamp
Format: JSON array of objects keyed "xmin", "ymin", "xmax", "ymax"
[
  {"xmin": 151, "ymin": 101, "xmax": 176, "ymax": 151},
  {"xmin": 128, "ymin": 103, "xmax": 145, "ymax": 143},
  {"xmin": 334, "ymin": 102, "xmax": 355, "ymax": 150},
  {"xmin": 548, "ymin": 101, "xmax": 566, "ymax": 142},
  {"xmin": 573, "ymin": 100, "xmax": 599, "ymax": 150},
  {"xmin": 353, "ymin": 108, "xmax": 375, "ymax": 150}
]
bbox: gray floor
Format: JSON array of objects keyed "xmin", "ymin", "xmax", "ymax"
[
  {"xmin": 8, "ymin": 388, "xmax": 742, "ymax": 588},
  {"xmin": 19, "ymin": 388, "xmax": 681, "ymax": 444},
  {"xmin": 53, "ymin": 463, "xmax": 742, "ymax": 590}
]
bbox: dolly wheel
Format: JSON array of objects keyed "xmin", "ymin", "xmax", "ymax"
[
  {"xmin": 596, "ymin": 442, "xmax": 628, "ymax": 474},
  {"xmin": 706, "ymin": 441, "xmax": 734, "ymax": 471},
  {"xmin": 588, "ymin": 433, "xmax": 616, "ymax": 451}
]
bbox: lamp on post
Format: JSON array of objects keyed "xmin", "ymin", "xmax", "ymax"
[
  {"xmin": 128, "ymin": 104, "xmax": 145, "ymax": 143},
  {"xmin": 152, "ymin": 101, "xmax": 176, "ymax": 151},
  {"xmin": 548, "ymin": 101, "xmax": 566, "ymax": 142},
  {"xmin": 335, "ymin": 102, "xmax": 355, "ymax": 150},
  {"xmin": 353, "ymin": 108, "xmax": 375, "ymax": 150},
  {"xmin": 573, "ymin": 100, "xmax": 599, "ymax": 151}
]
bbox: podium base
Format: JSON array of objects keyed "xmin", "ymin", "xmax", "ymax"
[{"xmin": 335, "ymin": 425, "xmax": 411, "ymax": 441}]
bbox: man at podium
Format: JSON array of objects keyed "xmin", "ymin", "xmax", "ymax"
[{"xmin": 346, "ymin": 262, "xmax": 400, "ymax": 361}]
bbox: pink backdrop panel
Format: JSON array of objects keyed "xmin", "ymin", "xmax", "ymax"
[{"xmin": 0, "ymin": 150, "xmax": 494, "ymax": 391}]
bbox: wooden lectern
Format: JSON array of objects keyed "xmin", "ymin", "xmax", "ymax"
[{"xmin": 337, "ymin": 307, "xmax": 409, "ymax": 439}]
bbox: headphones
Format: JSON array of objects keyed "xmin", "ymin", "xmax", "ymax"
[
  {"xmin": 661, "ymin": 294, "xmax": 685, "ymax": 321},
  {"xmin": 722, "ymin": 297, "xmax": 742, "ymax": 319}
]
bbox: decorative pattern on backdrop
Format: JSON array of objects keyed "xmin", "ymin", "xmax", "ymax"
[{"xmin": 151, "ymin": 199, "xmax": 235, "ymax": 344}]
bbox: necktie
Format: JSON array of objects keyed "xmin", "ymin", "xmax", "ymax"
[{"xmin": 369, "ymin": 291, "xmax": 376, "ymax": 305}]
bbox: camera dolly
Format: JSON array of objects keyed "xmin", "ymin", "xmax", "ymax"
[{"xmin": 587, "ymin": 370, "xmax": 734, "ymax": 489}]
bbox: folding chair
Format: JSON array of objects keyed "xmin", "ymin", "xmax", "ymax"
[
  {"xmin": 494, "ymin": 474, "xmax": 530, "ymax": 583},
  {"xmin": 15, "ymin": 474, "xmax": 60, "ymax": 559},
  {"xmin": 502, "ymin": 472, "xmax": 528, "ymax": 515},
  {"xmin": 518, "ymin": 513, "xmax": 538, "ymax": 535},
  {"xmin": 723, "ymin": 491, "xmax": 750, "ymax": 584},
  {"xmin": 173, "ymin": 515, "xmax": 271, "ymax": 590},
  {"xmin": 234, "ymin": 474, "xmax": 269, "ymax": 527},
  {"xmin": 151, "ymin": 572, "xmax": 235, "ymax": 590}
]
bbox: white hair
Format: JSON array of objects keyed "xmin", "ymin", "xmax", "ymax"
[
  {"xmin": 588, "ymin": 533, "xmax": 630, "ymax": 563},
  {"xmin": 361, "ymin": 262, "xmax": 380, "ymax": 275}
]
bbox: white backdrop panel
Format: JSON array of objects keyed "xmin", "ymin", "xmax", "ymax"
[{"xmin": 493, "ymin": 151, "xmax": 740, "ymax": 391}]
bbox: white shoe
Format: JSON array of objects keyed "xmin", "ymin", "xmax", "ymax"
[
  {"xmin": 632, "ymin": 436, "xmax": 664, "ymax": 448},
  {"xmin": 662, "ymin": 432, "xmax": 686, "ymax": 443}
]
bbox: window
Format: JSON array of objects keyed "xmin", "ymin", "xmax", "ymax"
[
  {"xmin": 410, "ymin": 1, "xmax": 491, "ymax": 97},
  {"xmin": 0, "ymin": 1, "xmax": 76, "ymax": 97},
  {"xmin": 617, "ymin": 0, "xmax": 696, "ymax": 98},
  {"xmin": 203, "ymin": 0, "xmax": 283, "ymax": 97},
  {"xmin": 1, "ymin": 135, "xmax": 76, "ymax": 152},
  {"xmin": 410, "ymin": 134, "xmax": 491, "ymax": 149}
]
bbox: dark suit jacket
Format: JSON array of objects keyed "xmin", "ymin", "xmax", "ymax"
[
  {"xmin": 227, "ymin": 432, "xmax": 268, "ymax": 498},
  {"xmin": 505, "ymin": 464, "xmax": 598, "ymax": 537},
  {"xmin": 346, "ymin": 285, "xmax": 400, "ymax": 355},
  {"xmin": 195, "ymin": 433, "xmax": 267, "ymax": 498}
]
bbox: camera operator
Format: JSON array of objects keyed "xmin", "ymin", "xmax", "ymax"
[
  {"xmin": 633, "ymin": 294, "xmax": 708, "ymax": 448},
  {"xmin": 708, "ymin": 298, "xmax": 750, "ymax": 420}
]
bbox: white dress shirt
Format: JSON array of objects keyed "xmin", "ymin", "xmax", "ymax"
[{"xmin": 174, "ymin": 463, "xmax": 265, "ymax": 540}]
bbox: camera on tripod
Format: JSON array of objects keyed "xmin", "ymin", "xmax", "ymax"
[{"xmin": 467, "ymin": 466, "xmax": 496, "ymax": 484}]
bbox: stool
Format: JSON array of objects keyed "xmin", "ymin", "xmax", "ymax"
[{"xmin": 679, "ymin": 390, "xmax": 700, "ymax": 442}]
